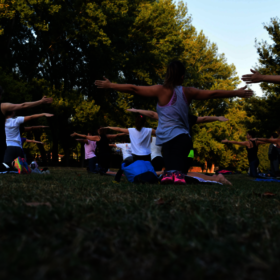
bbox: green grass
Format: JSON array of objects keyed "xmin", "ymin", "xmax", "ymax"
[{"xmin": 1, "ymin": 168, "xmax": 280, "ymax": 280}]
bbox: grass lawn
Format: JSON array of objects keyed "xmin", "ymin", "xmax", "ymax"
[{"xmin": 1, "ymin": 168, "xmax": 280, "ymax": 280}]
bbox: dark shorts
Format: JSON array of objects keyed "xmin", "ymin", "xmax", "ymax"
[{"xmin": 4, "ymin": 146, "xmax": 24, "ymax": 165}]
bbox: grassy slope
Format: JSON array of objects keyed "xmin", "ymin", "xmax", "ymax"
[{"xmin": 1, "ymin": 168, "xmax": 280, "ymax": 280}]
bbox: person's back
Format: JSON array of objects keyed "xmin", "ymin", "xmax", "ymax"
[
  {"xmin": 129, "ymin": 127, "xmax": 152, "ymax": 156},
  {"xmin": 4, "ymin": 114, "xmax": 25, "ymax": 164},
  {"xmin": 156, "ymin": 86, "xmax": 190, "ymax": 146},
  {"xmin": 84, "ymin": 140, "xmax": 96, "ymax": 160},
  {"xmin": 246, "ymin": 140, "xmax": 258, "ymax": 162},
  {"xmin": 5, "ymin": 116, "xmax": 25, "ymax": 148}
]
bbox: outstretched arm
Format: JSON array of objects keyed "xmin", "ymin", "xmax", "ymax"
[
  {"xmin": 1, "ymin": 96, "xmax": 53, "ymax": 114},
  {"xmin": 75, "ymin": 138, "xmax": 89, "ymax": 144},
  {"xmin": 242, "ymin": 69, "xmax": 280, "ymax": 84},
  {"xmin": 107, "ymin": 133, "xmax": 128, "ymax": 139},
  {"xmin": 185, "ymin": 86, "xmax": 253, "ymax": 102},
  {"xmin": 109, "ymin": 144, "xmax": 117, "ymax": 147},
  {"xmin": 95, "ymin": 77, "xmax": 161, "ymax": 97},
  {"xmin": 24, "ymin": 126, "xmax": 49, "ymax": 132},
  {"xmin": 196, "ymin": 116, "xmax": 228, "ymax": 124},
  {"xmin": 251, "ymin": 138, "xmax": 280, "ymax": 145},
  {"xmin": 24, "ymin": 113, "xmax": 54, "ymax": 123},
  {"xmin": 221, "ymin": 139, "xmax": 249, "ymax": 147},
  {"xmin": 70, "ymin": 132, "xmax": 100, "ymax": 141},
  {"xmin": 25, "ymin": 139, "xmax": 45, "ymax": 145},
  {"xmin": 127, "ymin": 108, "xmax": 159, "ymax": 120},
  {"xmin": 106, "ymin": 127, "xmax": 129, "ymax": 134}
]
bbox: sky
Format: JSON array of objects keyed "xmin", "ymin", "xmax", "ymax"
[{"xmin": 175, "ymin": 0, "xmax": 279, "ymax": 96}]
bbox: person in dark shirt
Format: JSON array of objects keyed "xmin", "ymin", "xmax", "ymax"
[
  {"xmin": 222, "ymin": 131, "xmax": 269, "ymax": 177},
  {"xmin": 71, "ymin": 128, "xmax": 126, "ymax": 174}
]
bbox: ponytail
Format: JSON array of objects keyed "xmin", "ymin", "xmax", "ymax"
[{"xmin": 135, "ymin": 114, "xmax": 146, "ymax": 131}]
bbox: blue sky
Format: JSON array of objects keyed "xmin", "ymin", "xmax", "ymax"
[{"xmin": 176, "ymin": 0, "xmax": 279, "ymax": 96}]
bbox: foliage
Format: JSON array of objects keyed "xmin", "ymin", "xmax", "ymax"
[
  {"xmin": 1, "ymin": 169, "xmax": 280, "ymax": 279},
  {"xmin": 244, "ymin": 17, "xmax": 280, "ymax": 136}
]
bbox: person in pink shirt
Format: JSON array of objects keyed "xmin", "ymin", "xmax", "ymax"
[{"xmin": 74, "ymin": 130, "xmax": 98, "ymax": 174}]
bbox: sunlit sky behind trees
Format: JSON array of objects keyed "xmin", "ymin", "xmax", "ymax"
[{"xmin": 177, "ymin": 0, "xmax": 280, "ymax": 96}]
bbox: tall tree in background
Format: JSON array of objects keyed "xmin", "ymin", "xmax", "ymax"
[
  {"xmin": 245, "ymin": 17, "xmax": 280, "ymax": 136},
  {"xmin": 1, "ymin": 0, "xmax": 260, "ymax": 171}
]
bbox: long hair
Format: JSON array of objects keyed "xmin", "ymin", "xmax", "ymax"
[
  {"xmin": 0, "ymin": 86, "xmax": 4, "ymax": 96},
  {"xmin": 247, "ymin": 130, "xmax": 256, "ymax": 138},
  {"xmin": 163, "ymin": 60, "xmax": 186, "ymax": 89},
  {"xmin": 271, "ymin": 132, "xmax": 278, "ymax": 138},
  {"xmin": 135, "ymin": 114, "xmax": 146, "ymax": 132}
]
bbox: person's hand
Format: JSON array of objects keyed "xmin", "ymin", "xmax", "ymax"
[
  {"xmin": 242, "ymin": 69, "xmax": 263, "ymax": 84},
  {"xmin": 41, "ymin": 96, "xmax": 53, "ymax": 104},
  {"xmin": 70, "ymin": 132, "xmax": 77, "ymax": 137},
  {"xmin": 127, "ymin": 108, "xmax": 138, "ymax": 113},
  {"xmin": 94, "ymin": 76, "xmax": 112, "ymax": 89},
  {"xmin": 218, "ymin": 116, "xmax": 228, "ymax": 122},
  {"xmin": 235, "ymin": 86, "xmax": 254, "ymax": 98},
  {"xmin": 221, "ymin": 139, "xmax": 228, "ymax": 143},
  {"xmin": 44, "ymin": 113, "xmax": 54, "ymax": 117}
]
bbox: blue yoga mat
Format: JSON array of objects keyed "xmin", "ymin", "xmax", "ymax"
[{"xmin": 254, "ymin": 178, "xmax": 280, "ymax": 182}]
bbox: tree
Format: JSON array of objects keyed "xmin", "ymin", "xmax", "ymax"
[{"xmin": 243, "ymin": 18, "xmax": 280, "ymax": 137}]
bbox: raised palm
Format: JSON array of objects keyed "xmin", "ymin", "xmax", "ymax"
[
  {"xmin": 235, "ymin": 86, "xmax": 254, "ymax": 98},
  {"xmin": 42, "ymin": 96, "xmax": 53, "ymax": 104},
  {"xmin": 242, "ymin": 69, "xmax": 263, "ymax": 84},
  {"xmin": 95, "ymin": 76, "xmax": 111, "ymax": 88}
]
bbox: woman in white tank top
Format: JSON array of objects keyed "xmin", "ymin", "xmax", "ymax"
[{"xmin": 106, "ymin": 114, "xmax": 156, "ymax": 162}]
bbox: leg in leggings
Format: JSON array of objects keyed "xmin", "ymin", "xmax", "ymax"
[
  {"xmin": 115, "ymin": 156, "xmax": 133, "ymax": 182},
  {"xmin": 249, "ymin": 158, "xmax": 259, "ymax": 177},
  {"xmin": 270, "ymin": 159, "xmax": 279, "ymax": 177},
  {"xmin": 88, "ymin": 157, "xmax": 98, "ymax": 173},
  {"xmin": 98, "ymin": 152, "xmax": 111, "ymax": 174},
  {"xmin": 152, "ymin": 156, "xmax": 164, "ymax": 171},
  {"xmin": 4, "ymin": 146, "xmax": 24, "ymax": 165},
  {"xmin": 162, "ymin": 134, "xmax": 192, "ymax": 174}
]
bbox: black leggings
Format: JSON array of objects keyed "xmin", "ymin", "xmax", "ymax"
[
  {"xmin": 132, "ymin": 154, "xmax": 151, "ymax": 162},
  {"xmin": 162, "ymin": 134, "xmax": 192, "ymax": 174},
  {"xmin": 4, "ymin": 146, "xmax": 24, "ymax": 165},
  {"xmin": 98, "ymin": 152, "xmax": 111, "ymax": 174}
]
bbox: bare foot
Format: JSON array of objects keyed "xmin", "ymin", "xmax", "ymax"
[{"xmin": 217, "ymin": 174, "xmax": 232, "ymax": 186}]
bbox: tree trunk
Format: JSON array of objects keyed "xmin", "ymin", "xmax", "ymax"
[{"xmin": 203, "ymin": 161, "xmax": 207, "ymax": 173}]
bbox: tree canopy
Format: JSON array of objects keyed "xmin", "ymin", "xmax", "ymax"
[{"xmin": 0, "ymin": 1, "xmax": 276, "ymax": 172}]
